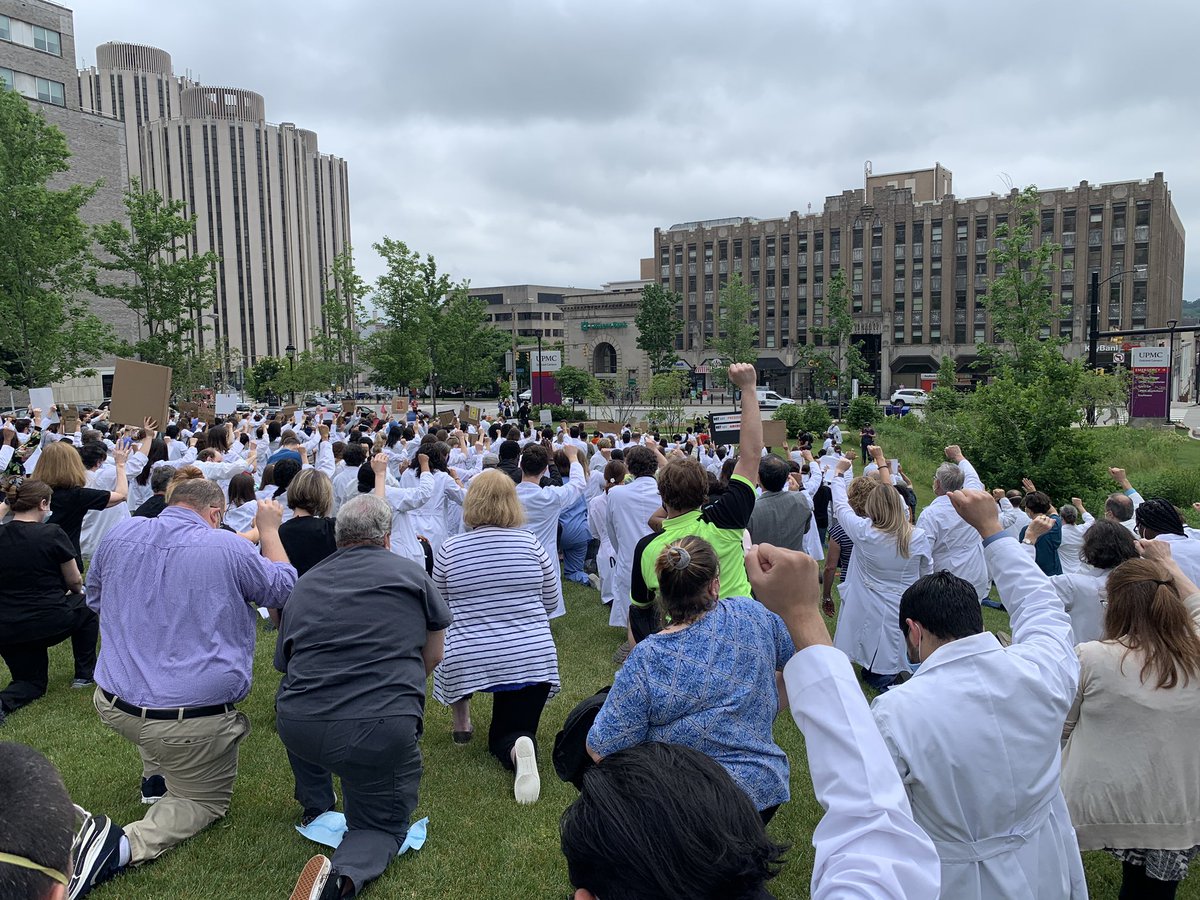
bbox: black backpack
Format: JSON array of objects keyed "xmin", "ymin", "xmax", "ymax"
[{"xmin": 552, "ymin": 686, "xmax": 611, "ymax": 790}]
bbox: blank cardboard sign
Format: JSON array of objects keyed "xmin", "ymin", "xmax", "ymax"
[
  {"xmin": 110, "ymin": 359, "xmax": 172, "ymax": 429},
  {"xmin": 28, "ymin": 387, "xmax": 55, "ymax": 411},
  {"xmin": 215, "ymin": 393, "xmax": 240, "ymax": 415}
]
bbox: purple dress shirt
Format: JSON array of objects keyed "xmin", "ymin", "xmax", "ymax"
[{"xmin": 86, "ymin": 506, "xmax": 296, "ymax": 707}]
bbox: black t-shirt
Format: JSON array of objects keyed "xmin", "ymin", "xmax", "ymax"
[
  {"xmin": 274, "ymin": 544, "xmax": 452, "ymax": 720},
  {"xmin": 279, "ymin": 516, "xmax": 339, "ymax": 577},
  {"xmin": 132, "ymin": 495, "xmax": 166, "ymax": 518},
  {"xmin": 812, "ymin": 483, "xmax": 833, "ymax": 528},
  {"xmin": 0, "ymin": 520, "xmax": 84, "ymax": 641},
  {"xmin": 48, "ymin": 486, "xmax": 110, "ymax": 565}
]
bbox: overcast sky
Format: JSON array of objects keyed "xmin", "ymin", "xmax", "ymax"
[{"xmin": 72, "ymin": 0, "xmax": 1199, "ymax": 303}]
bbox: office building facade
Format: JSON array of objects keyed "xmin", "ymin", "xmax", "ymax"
[{"xmin": 654, "ymin": 166, "xmax": 1185, "ymax": 397}]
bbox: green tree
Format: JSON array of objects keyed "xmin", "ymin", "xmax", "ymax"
[
  {"xmin": 246, "ymin": 357, "xmax": 284, "ymax": 402},
  {"xmin": 364, "ymin": 237, "xmax": 448, "ymax": 390},
  {"xmin": 645, "ymin": 370, "xmax": 688, "ymax": 433},
  {"xmin": 799, "ymin": 269, "xmax": 870, "ymax": 416},
  {"xmin": 710, "ymin": 274, "xmax": 759, "ymax": 393},
  {"xmin": 978, "ymin": 185, "xmax": 1063, "ymax": 383},
  {"xmin": 0, "ymin": 87, "xmax": 114, "ymax": 388},
  {"xmin": 433, "ymin": 287, "xmax": 509, "ymax": 396},
  {"xmin": 91, "ymin": 180, "xmax": 219, "ymax": 389},
  {"xmin": 635, "ymin": 282, "xmax": 682, "ymax": 373},
  {"xmin": 553, "ymin": 365, "xmax": 604, "ymax": 409},
  {"xmin": 311, "ymin": 249, "xmax": 369, "ymax": 392}
]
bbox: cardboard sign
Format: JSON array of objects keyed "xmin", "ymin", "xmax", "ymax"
[
  {"xmin": 28, "ymin": 387, "xmax": 54, "ymax": 412},
  {"xmin": 280, "ymin": 405, "xmax": 298, "ymax": 424},
  {"xmin": 707, "ymin": 411, "xmax": 787, "ymax": 448},
  {"xmin": 61, "ymin": 408, "xmax": 80, "ymax": 435},
  {"xmin": 594, "ymin": 421, "xmax": 622, "ymax": 436},
  {"xmin": 215, "ymin": 393, "xmax": 240, "ymax": 415},
  {"xmin": 437, "ymin": 411, "xmax": 456, "ymax": 427},
  {"xmin": 762, "ymin": 420, "xmax": 788, "ymax": 447},
  {"xmin": 110, "ymin": 359, "xmax": 172, "ymax": 429},
  {"xmin": 392, "ymin": 395, "xmax": 406, "ymax": 415},
  {"xmin": 465, "ymin": 405, "xmax": 482, "ymax": 423},
  {"xmin": 539, "ymin": 409, "xmax": 553, "ymax": 425},
  {"xmin": 341, "ymin": 399, "xmax": 356, "ymax": 414}
]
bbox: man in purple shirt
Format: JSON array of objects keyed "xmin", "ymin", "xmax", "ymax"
[{"xmin": 67, "ymin": 478, "xmax": 295, "ymax": 899}]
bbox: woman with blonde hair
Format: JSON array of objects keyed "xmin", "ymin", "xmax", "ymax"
[
  {"xmin": 587, "ymin": 534, "xmax": 795, "ymax": 822},
  {"xmin": 822, "ymin": 475, "xmax": 882, "ymax": 617},
  {"xmin": 35, "ymin": 440, "xmax": 129, "ymax": 569},
  {"xmin": 830, "ymin": 446, "xmax": 932, "ymax": 691},
  {"xmin": 1062, "ymin": 540, "xmax": 1200, "ymax": 899},
  {"xmin": 431, "ymin": 469, "xmax": 559, "ymax": 804}
]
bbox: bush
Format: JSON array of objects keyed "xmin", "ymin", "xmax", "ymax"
[
  {"xmin": 531, "ymin": 404, "xmax": 580, "ymax": 424},
  {"xmin": 1131, "ymin": 470, "xmax": 1200, "ymax": 510},
  {"xmin": 844, "ymin": 396, "xmax": 879, "ymax": 431},
  {"xmin": 772, "ymin": 404, "xmax": 805, "ymax": 440},
  {"xmin": 798, "ymin": 401, "xmax": 833, "ymax": 436}
]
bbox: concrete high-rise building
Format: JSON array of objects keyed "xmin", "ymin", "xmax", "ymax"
[
  {"xmin": 78, "ymin": 40, "xmax": 351, "ymax": 368},
  {"xmin": 654, "ymin": 166, "xmax": 1185, "ymax": 397}
]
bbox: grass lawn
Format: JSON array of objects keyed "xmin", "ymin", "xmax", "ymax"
[{"xmin": 7, "ymin": 574, "xmax": 1159, "ymax": 898}]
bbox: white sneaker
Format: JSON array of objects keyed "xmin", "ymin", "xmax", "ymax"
[
  {"xmin": 588, "ymin": 573, "xmax": 602, "ymax": 591},
  {"xmin": 513, "ymin": 736, "xmax": 540, "ymax": 805}
]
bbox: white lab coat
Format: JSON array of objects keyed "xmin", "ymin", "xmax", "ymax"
[
  {"xmin": 784, "ymin": 645, "xmax": 941, "ymax": 899},
  {"xmin": 830, "ymin": 477, "xmax": 931, "ymax": 675},
  {"xmin": 1057, "ymin": 516, "xmax": 1094, "ymax": 574},
  {"xmin": 605, "ymin": 476, "xmax": 662, "ymax": 628},
  {"xmin": 998, "ymin": 497, "xmax": 1031, "ymax": 542},
  {"xmin": 871, "ymin": 536, "xmax": 1087, "ymax": 900},
  {"xmin": 402, "ymin": 469, "xmax": 465, "ymax": 558},
  {"xmin": 379, "ymin": 473, "xmax": 436, "ymax": 566},
  {"xmin": 1042, "ymin": 562, "xmax": 1109, "ymax": 646},
  {"xmin": 1152, "ymin": 532, "xmax": 1200, "ymax": 587},
  {"xmin": 514, "ymin": 461, "xmax": 585, "ymax": 619},
  {"xmin": 587, "ymin": 491, "xmax": 616, "ymax": 605},
  {"xmin": 915, "ymin": 459, "xmax": 989, "ymax": 600}
]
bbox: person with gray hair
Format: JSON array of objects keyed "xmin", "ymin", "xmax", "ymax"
[
  {"xmin": 915, "ymin": 445, "xmax": 991, "ymax": 601},
  {"xmin": 276, "ymin": 491, "xmax": 451, "ymax": 900},
  {"xmin": 131, "ymin": 465, "xmax": 174, "ymax": 518},
  {"xmin": 1056, "ymin": 498, "xmax": 1095, "ymax": 575}
]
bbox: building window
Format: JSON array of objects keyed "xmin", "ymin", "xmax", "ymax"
[
  {"xmin": 894, "ymin": 222, "xmax": 906, "ymax": 245},
  {"xmin": 0, "ymin": 16, "xmax": 9, "ymax": 41},
  {"xmin": 0, "ymin": 66, "xmax": 11, "ymax": 89},
  {"xmin": 32, "ymin": 25, "xmax": 61, "ymax": 56},
  {"xmin": 35, "ymin": 77, "xmax": 65, "ymax": 106},
  {"xmin": 593, "ymin": 343, "xmax": 617, "ymax": 375}
]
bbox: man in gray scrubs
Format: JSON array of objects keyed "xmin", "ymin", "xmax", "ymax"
[{"xmin": 278, "ymin": 494, "xmax": 450, "ymax": 900}]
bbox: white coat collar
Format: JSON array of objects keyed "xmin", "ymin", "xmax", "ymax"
[{"xmin": 913, "ymin": 631, "xmax": 1003, "ymax": 678}]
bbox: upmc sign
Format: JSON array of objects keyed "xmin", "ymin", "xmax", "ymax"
[{"xmin": 1129, "ymin": 347, "xmax": 1169, "ymax": 418}]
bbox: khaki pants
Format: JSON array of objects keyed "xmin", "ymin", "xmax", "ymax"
[{"xmin": 94, "ymin": 688, "xmax": 250, "ymax": 864}]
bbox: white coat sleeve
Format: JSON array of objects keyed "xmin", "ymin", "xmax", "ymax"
[
  {"xmin": 785, "ymin": 645, "xmax": 941, "ymax": 900},
  {"xmin": 986, "ymin": 535, "xmax": 1079, "ymax": 706},
  {"xmin": 958, "ymin": 458, "xmax": 984, "ymax": 491},
  {"xmin": 313, "ymin": 440, "xmax": 335, "ymax": 478},
  {"xmin": 998, "ymin": 496, "xmax": 1018, "ymax": 529}
]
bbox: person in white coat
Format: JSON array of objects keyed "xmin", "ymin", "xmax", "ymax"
[
  {"xmin": 514, "ymin": 442, "xmax": 585, "ymax": 619},
  {"xmin": 871, "ymin": 489, "xmax": 1087, "ymax": 900},
  {"xmin": 1134, "ymin": 498, "xmax": 1200, "ymax": 587},
  {"xmin": 1024, "ymin": 518, "xmax": 1139, "ymax": 645},
  {"xmin": 745, "ymin": 541, "xmax": 942, "ymax": 899},
  {"xmin": 587, "ymin": 460, "xmax": 627, "ymax": 607},
  {"xmin": 358, "ymin": 452, "xmax": 435, "ymax": 567},
  {"xmin": 605, "ymin": 446, "xmax": 662, "ymax": 631},
  {"xmin": 830, "ymin": 448, "xmax": 932, "ymax": 691},
  {"xmin": 1056, "ymin": 500, "xmax": 1094, "ymax": 574},
  {"xmin": 915, "ymin": 445, "xmax": 989, "ymax": 601}
]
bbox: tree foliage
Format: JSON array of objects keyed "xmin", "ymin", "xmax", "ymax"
[
  {"xmin": 710, "ymin": 274, "xmax": 759, "ymax": 387},
  {"xmin": 799, "ymin": 269, "xmax": 872, "ymax": 414},
  {"xmin": 0, "ymin": 88, "xmax": 114, "ymax": 388},
  {"xmin": 434, "ymin": 287, "xmax": 509, "ymax": 396},
  {"xmin": 311, "ymin": 249, "xmax": 368, "ymax": 391},
  {"xmin": 364, "ymin": 238, "xmax": 449, "ymax": 390},
  {"xmin": 635, "ymin": 282, "xmax": 682, "ymax": 374},
  {"xmin": 554, "ymin": 365, "xmax": 604, "ymax": 408},
  {"xmin": 91, "ymin": 180, "xmax": 219, "ymax": 391},
  {"xmin": 645, "ymin": 370, "xmax": 688, "ymax": 432}
]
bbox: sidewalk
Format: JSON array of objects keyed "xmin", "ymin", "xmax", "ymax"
[{"xmin": 1171, "ymin": 401, "xmax": 1200, "ymax": 437}]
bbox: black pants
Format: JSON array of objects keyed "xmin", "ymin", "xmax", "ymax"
[
  {"xmin": 0, "ymin": 607, "xmax": 98, "ymax": 714},
  {"xmin": 1120, "ymin": 862, "xmax": 1179, "ymax": 900},
  {"xmin": 629, "ymin": 604, "xmax": 661, "ymax": 644},
  {"xmin": 278, "ymin": 715, "xmax": 422, "ymax": 895},
  {"xmin": 488, "ymin": 683, "xmax": 552, "ymax": 771}
]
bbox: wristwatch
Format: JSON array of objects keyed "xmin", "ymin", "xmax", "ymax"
[{"xmin": 1022, "ymin": 538, "xmax": 1035, "ymax": 545}]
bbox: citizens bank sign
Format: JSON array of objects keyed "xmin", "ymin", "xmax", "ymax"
[{"xmin": 581, "ymin": 321, "xmax": 628, "ymax": 331}]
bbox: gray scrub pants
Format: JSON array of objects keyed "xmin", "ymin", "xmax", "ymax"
[{"xmin": 277, "ymin": 714, "xmax": 422, "ymax": 894}]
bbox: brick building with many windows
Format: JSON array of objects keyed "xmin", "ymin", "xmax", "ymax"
[{"xmin": 654, "ymin": 166, "xmax": 1184, "ymax": 398}]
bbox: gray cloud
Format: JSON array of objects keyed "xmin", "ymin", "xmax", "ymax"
[{"xmin": 72, "ymin": 0, "xmax": 1199, "ymax": 300}]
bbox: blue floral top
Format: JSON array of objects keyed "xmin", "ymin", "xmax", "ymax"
[{"xmin": 587, "ymin": 597, "xmax": 795, "ymax": 810}]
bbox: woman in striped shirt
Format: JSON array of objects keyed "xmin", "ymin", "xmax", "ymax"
[{"xmin": 432, "ymin": 469, "xmax": 559, "ymax": 805}]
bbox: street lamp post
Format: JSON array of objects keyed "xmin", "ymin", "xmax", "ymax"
[
  {"xmin": 1167, "ymin": 318, "xmax": 1178, "ymax": 420},
  {"xmin": 285, "ymin": 343, "xmax": 296, "ymax": 406},
  {"xmin": 1087, "ymin": 265, "xmax": 1147, "ymax": 424},
  {"xmin": 535, "ymin": 332, "xmax": 543, "ymax": 408}
]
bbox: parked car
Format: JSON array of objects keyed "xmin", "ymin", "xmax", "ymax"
[
  {"xmin": 889, "ymin": 388, "xmax": 929, "ymax": 407},
  {"xmin": 518, "ymin": 389, "xmax": 532, "ymax": 402},
  {"xmin": 756, "ymin": 388, "xmax": 796, "ymax": 410}
]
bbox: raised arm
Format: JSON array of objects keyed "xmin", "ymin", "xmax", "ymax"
[
  {"xmin": 944, "ymin": 444, "xmax": 983, "ymax": 490},
  {"xmin": 949, "ymin": 489, "xmax": 1078, "ymax": 703},
  {"xmin": 106, "ymin": 446, "xmax": 130, "ymax": 507},
  {"xmin": 829, "ymin": 460, "xmax": 873, "ymax": 543},
  {"xmin": 745, "ymin": 543, "xmax": 941, "ymax": 900},
  {"xmin": 728, "ymin": 363, "xmax": 763, "ymax": 484},
  {"xmin": 1110, "ymin": 467, "xmax": 1144, "ymax": 509}
]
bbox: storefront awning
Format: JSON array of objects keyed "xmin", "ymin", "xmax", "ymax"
[
  {"xmin": 890, "ymin": 355, "xmax": 940, "ymax": 374},
  {"xmin": 756, "ymin": 356, "xmax": 788, "ymax": 371}
]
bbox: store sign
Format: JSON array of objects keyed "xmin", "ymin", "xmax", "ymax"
[
  {"xmin": 581, "ymin": 321, "xmax": 629, "ymax": 331},
  {"xmin": 1130, "ymin": 346, "xmax": 1169, "ymax": 418}
]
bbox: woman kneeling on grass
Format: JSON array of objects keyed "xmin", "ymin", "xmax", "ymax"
[
  {"xmin": 431, "ymin": 469, "xmax": 560, "ymax": 805},
  {"xmin": 586, "ymin": 534, "xmax": 795, "ymax": 823}
]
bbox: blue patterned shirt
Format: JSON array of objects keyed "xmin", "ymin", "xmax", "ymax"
[{"xmin": 588, "ymin": 597, "xmax": 795, "ymax": 810}]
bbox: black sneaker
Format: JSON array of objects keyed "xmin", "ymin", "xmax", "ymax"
[
  {"xmin": 71, "ymin": 678, "xmax": 95, "ymax": 689},
  {"xmin": 67, "ymin": 814, "xmax": 124, "ymax": 899},
  {"xmin": 300, "ymin": 807, "xmax": 333, "ymax": 828},
  {"xmin": 140, "ymin": 775, "xmax": 166, "ymax": 804}
]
